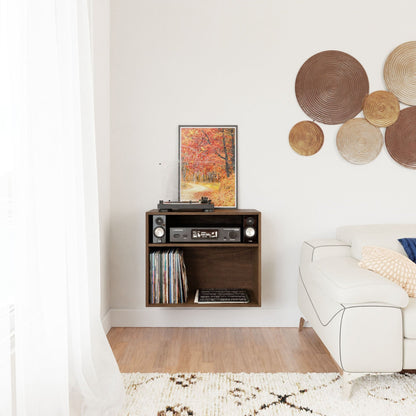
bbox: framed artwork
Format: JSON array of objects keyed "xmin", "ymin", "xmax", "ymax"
[{"xmin": 179, "ymin": 125, "xmax": 237, "ymax": 208}]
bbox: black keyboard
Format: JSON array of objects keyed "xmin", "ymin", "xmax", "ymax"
[{"xmin": 195, "ymin": 289, "xmax": 250, "ymax": 303}]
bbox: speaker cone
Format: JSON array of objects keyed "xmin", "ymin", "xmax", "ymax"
[
  {"xmin": 245, "ymin": 227, "xmax": 256, "ymax": 238},
  {"xmin": 154, "ymin": 226, "xmax": 165, "ymax": 238}
]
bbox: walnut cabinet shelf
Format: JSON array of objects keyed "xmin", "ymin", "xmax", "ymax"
[{"xmin": 145, "ymin": 209, "xmax": 261, "ymax": 307}]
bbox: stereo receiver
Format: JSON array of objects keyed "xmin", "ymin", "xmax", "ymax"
[{"xmin": 170, "ymin": 227, "xmax": 241, "ymax": 243}]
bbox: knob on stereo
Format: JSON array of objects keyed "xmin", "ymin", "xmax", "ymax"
[
  {"xmin": 152, "ymin": 215, "xmax": 166, "ymax": 243},
  {"xmin": 228, "ymin": 230, "xmax": 238, "ymax": 239},
  {"xmin": 243, "ymin": 216, "xmax": 257, "ymax": 243}
]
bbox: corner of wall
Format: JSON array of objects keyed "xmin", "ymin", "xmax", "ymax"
[{"xmin": 91, "ymin": 0, "xmax": 111, "ymax": 319}]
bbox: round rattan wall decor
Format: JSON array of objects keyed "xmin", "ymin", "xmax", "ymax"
[
  {"xmin": 289, "ymin": 121, "xmax": 324, "ymax": 156},
  {"xmin": 385, "ymin": 106, "xmax": 416, "ymax": 169},
  {"xmin": 384, "ymin": 41, "xmax": 416, "ymax": 105},
  {"xmin": 295, "ymin": 50, "xmax": 369, "ymax": 125},
  {"xmin": 336, "ymin": 118, "xmax": 383, "ymax": 164},
  {"xmin": 363, "ymin": 90, "xmax": 400, "ymax": 127}
]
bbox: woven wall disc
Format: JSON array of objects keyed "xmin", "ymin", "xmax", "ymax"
[
  {"xmin": 385, "ymin": 107, "xmax": 416, "ymax": 169},
  {"xmin": 295, "ymin": 50, "xmax": 369, "ymax": 125},
  {"xmin": 384, "ymin": 41, "xmax": 416, "ymax": 105},
  {"xmin": 363, "ymin": 90, "xmax": 400, "ymax": 127},
  {"xmin": 336, "ymin": 118, "xmax": 383, "ymax": 164},
  {"xmin": 289, "ymin": 121, "xmax": 324, "ymax": 156}
]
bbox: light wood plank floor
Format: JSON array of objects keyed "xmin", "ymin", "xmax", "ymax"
[{"xmin": 108, "ymin": 327, "xmax": 339, "ymax": 373}]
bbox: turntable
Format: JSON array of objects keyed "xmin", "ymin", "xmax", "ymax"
[{"xmin": 157, "ymin": 196, "xmax": 214, "ymax": 212}]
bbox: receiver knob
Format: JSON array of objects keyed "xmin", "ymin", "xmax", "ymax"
[{"xmin": 229, "ymin": 230, "xmax": 237, "ymax": 239}]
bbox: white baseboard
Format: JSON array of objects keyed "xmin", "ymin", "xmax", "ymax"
[{"xmin": 106, "ymin": 307, "xmax": 302, "ymax": 328}]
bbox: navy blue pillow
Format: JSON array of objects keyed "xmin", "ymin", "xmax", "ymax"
[{"xmin": 399, "ymin": 238, "xmax": 416, "ymax": 263}]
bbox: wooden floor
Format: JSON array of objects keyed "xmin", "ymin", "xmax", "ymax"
[{"xmin": 108, "ymin": 327, "xmax": 339, "ymax": 373}]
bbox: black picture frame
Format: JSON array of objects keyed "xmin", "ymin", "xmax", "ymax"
[{"xmin": 178, "ymin": 125, "xmax": 238, "ymax": 208}]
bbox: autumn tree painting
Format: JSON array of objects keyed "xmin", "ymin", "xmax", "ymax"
[{"xmin": 179, "ymin": 126, "xmax": 237, "ymax": 207}]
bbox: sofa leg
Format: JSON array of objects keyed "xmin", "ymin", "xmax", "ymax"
[
  {"xmin": 342, "ymin": 372, "xmax": 367, "ymax": 399},
  {"xmin": 298, "ymin": 317, "xmax": 306, "ymax": 332}
]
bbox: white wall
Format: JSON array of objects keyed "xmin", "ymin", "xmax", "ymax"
[
  {"xmin": 109, "ymin": 0, "xmax": 416, "ymax": 327},
  {"xmin": 91, "ymin": 0, "xmax": 111, "ymax": 324}
]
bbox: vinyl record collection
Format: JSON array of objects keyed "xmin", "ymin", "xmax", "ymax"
[{"xmin": 149, "ymin": 249, "xmax": 188, "ymax": 304}]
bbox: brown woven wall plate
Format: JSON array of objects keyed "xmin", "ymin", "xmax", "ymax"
[
  {"xmin": 336, "ymin": 118, "xmax": 383, "ymax": 164},
  {"xmin": 385, "ymin": 107, "xmax": 416, "ymax": 169},
  {"xmin": 289, "ymin": 121, "xmax": 324, "ymax": 156},
  {"xmin": 295, "ymin": 50, "xmax": 369, "ymax": 125},
  {"xmin": 363, "ymin": 90, "xmax": 400, "ymax": 127},
  {"xmin": 384, "ymin": 41, "xmax": 416, "ymax": 105}
]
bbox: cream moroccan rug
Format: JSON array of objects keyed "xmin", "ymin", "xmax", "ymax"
[{"xmin": 120, "ymin": 372, "xmax": 416, "ymax": 416}]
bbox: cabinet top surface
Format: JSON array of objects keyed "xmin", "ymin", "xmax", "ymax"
[{"xmin": 146, "ymin": 209, "xmax": 260, "ymax": 215}]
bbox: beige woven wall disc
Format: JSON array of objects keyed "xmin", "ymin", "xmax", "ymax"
[
  {"xmin": 336, "ymin": 118, "xmax": 383, "ymax": 164},
  {"xmin": 384, "ymin": 41, "xmax": 416, "ymax": 105},
  {"xmin": 363, "ymin": 90, "xmax": 400, "ymax": 127},
  {"xmin": 289, "ymin": 121, "xmax": 324, "ymax": 156}
]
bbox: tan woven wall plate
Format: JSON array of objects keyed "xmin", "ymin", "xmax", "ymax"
[
  {"xmin": 385, "ymin": 107, "xmax": 416, "ymax": 169},
  {"xmin": 289, "ymin": 121, "xmax": 324, "ymax": 156},
  {"xmin": 295, "ymin": 50, "xmax": 369, "ymax": 125},
  {"xmin": 384, "ymin": 41, "xmax": 416, "ymax": 105},
  {"xmin": 363, "ymin": 90, "xmax": 400, "ymax": 127},
  {"xmin": 336, "ymin": 118, "xmax": 383, "ymax": 164}
]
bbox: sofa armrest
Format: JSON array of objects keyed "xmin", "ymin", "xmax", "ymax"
[
  {"xmin": 304, "ymin": 256, "xmax": 409, "ymax": 308},
  {"xmin": 301, "ymin": 240, "xmax": 351, "ymax": 266}
]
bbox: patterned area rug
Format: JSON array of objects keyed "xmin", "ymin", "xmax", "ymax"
[{"xmin": 120, "ymin": 372, "xmax": 416, "ymax": 416}]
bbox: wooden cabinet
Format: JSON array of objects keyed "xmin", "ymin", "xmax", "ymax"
[{"xmin": 145, "ymin": 209, "xmax": 261, "ymax": 307}]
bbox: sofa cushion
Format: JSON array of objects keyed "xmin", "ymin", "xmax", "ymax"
[
  {"xmin": 399, "ymin": 238, "xmax": 416, "ymax": 263},
  {"xmin": 359, "ymin": 246, "xmax": 416, "ymax": 297},
  {"xmin": 404, "ymin": 297, "xmax": 416, "ymax": 339},
  {"xmin": 312, "ymin": 256, "xmax": 409, "ymax": 307},
  {"xmin": 336, "ymin": 224, "xmax": 416, "ymax": 260}
]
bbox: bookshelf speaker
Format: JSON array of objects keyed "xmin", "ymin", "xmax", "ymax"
[
  {"xmin": 152, "ymin": 215, "xmax": 166, "ymax": 243},
  {"xmin": 243, "ymin": 216, "xmax": 257, "ymax": 243}
]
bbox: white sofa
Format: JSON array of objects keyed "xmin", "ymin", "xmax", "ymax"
[{"xmin": 298, "ymin": 224, "xmax": 416, "ymax": 386}]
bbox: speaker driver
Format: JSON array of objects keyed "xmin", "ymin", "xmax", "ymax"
[
  {"xmin": 245, "ymin": 217, "xmax": 255, "ymax": 226},
  {"xmin": 244, "ymin": 227, "xmax": 256, "ymax": 238},
  {"xmin": 154, "ymin": 226, "xmax": 165, "ymax": 238}
]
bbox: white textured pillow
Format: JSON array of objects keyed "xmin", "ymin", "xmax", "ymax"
[{"xmin": 359, "ymin": 246, "xmax": 416, "ymax": 297}]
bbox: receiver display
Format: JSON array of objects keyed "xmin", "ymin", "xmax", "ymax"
[{"xmin": 192, "ymin": 229, "xmax": 218, "ymax": 239}]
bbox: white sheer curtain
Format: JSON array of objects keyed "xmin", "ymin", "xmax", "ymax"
[{"xmin": 0, "ymin": 0, "xmax": 125, "ymax": 415}]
